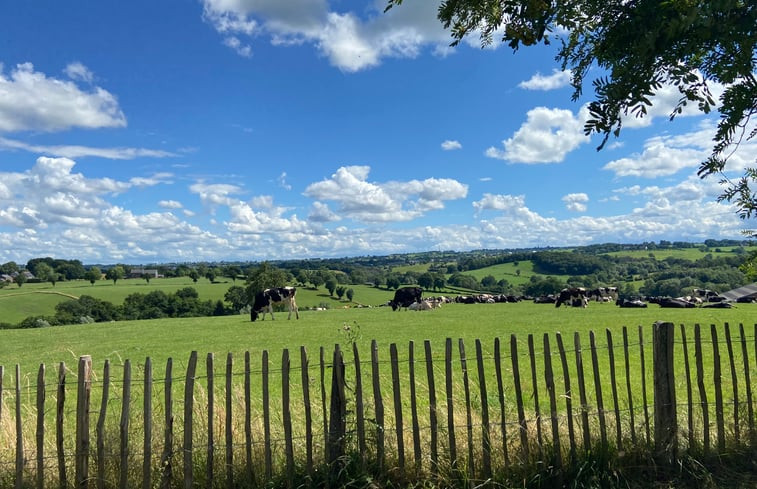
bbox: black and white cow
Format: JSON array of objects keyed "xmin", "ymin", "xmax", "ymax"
[
  {"xmin": 555, "ymin": 287, "xmax": 588, "ymax": 308},
  {"xmin": 389, "ymin": 286, "xmax": 423, "ymax": 311},
  {"xmin": 250, "ymin": 287, "xmax": 299, "ymax": 321}
]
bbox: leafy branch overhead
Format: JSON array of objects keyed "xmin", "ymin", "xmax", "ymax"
[{"xmin": 386, "ymin": 0, "xmax": 757, "ymax": 229}]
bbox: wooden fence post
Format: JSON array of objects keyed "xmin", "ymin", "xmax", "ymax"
[
  {"xmin": 36, "ymin": 364, "xmax": 45, "ymax": 489},
  {"xmin": 184, "ymin": 351, "xmax": 197, "ymax": 489},
  {"xmin": 57, "ymin": 362, "xmax": 67, "ymax": 489},
  {"xmin": 327, "ymin": 345, "xmax": 346, "ymax": 473},
  {"xmin": 75, "ymin": 355, "xmax": 92, "ymax": 489},
  {"xmin": 15, "ymin": 365, "xmax": 23, "ymax": 489},
  {"xmin": 652, "ymin": 321, "xmax": 677, "ymax": 459}
]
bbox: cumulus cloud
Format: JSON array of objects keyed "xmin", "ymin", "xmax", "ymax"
[
  {"xmin": 308, "ymin": 201, "xmax": 341, "ymax": 222},
  {"xmin": 518, "ymin": 69, "xmax": 571, "ymax": 91},
  {"xmin": 441, "ymin": 139, "xmax": 462, "ymax": 150},
  {"xmin": 0, "ymin": 156, "xmax": 236, "ymax": 263},
  {"xmin": 201, "ymin": 0, "xmax": 448, "ymax": 72},
  {"xmin": 562, "ymin": 193, "xmax": 589, "ymax": 212},
  {"xmin": 603, "ymin": 122, "xmax": 718, "ymax": 178},
  {"xmin": 304, "ymin": 165, "xmax": 468, "ymax": 222},
  {"xmin": 486, "ymin": 106, "xmax": 590, "ymax": 163},
  {"xmin": 0, "ymin": 63, "xmax": 126, "ymax": 132},
  {"xmin": 620, "ymin": 73, "xmax": 725, "ymax": 129}
]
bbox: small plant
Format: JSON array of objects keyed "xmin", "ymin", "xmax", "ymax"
[{"xmin": 339, "ymin": 320, "xmax": 361, "ymax": 346}]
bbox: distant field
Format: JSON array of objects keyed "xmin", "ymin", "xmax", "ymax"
[
  {"xmin": 460, "ymin": 260, "xmax": 536, "ymax": 285},
  {"xmin": 0, "ymin": 278, "xmax": 413, "ymax": 325},
  {"xmin": 604, "ymin": 246, "xmax": 756, "ymax": 260}
]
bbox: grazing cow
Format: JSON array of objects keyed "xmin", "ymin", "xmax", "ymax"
[
  {"xmin": 389, "ymin": 286, "xmax": 423, "ymax": 311},
  {"xmin": 555, "ymin": 287, "xmax": 587, "ymax": 308},
  {"xmin": 250, "ymin": 287, "xmax": 299, "ymax": 321},
  {"xmin": 588, "ymin": 287, "xmax": 618, "ymax": 302},
  {"xmin": 616, "ymin": 298, "xmax": 648, "ymax": 308}
]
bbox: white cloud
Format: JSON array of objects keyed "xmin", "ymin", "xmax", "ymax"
[
  {"xmin": 0, "ymin": 63, "xmax": 126, "ymax": 132},
  {"xmin": 64, "ymin": 62, "xmax": 94, "ymax": 83},
  {"xmin": 278, "ymin": 172, "xmax": 292, "ymax": 190},
  {"xmin": 518, "ymin": 69, "xmax": 571, "ymax": 91},
  {"xmin": 603, "ymin": 122, "xmax": 718, "ymax": 178},
  {"xmin": 562, "ymin": 193, "xmax": 589, "ymax": 212},
  {"xmin": 308, "ymin": 201, "xmax": 340, "ymax": 222},
  {"xmin": 201, "ymin": 0, "xmax": 448, "ymax": 72},
  {"xmin": 223, "ymin": 36, "xmax": 253, "ymax": 57},
  {"xmin": 0, "ymin": 137, "xmax": 176, "ymax": 159},
  {"xmin": 486, "ymin": 106, "xmax": 590, "ymax": 163},
  {"xmin": 304, "ymin": 165, "xmax": 468, "ymax": 222},
  {"xmin": 441, "ymin": 139, "xmax": 462, "ymax": 151},
  {"xmin": 159, "ymin": 200, "xmax": 183, "ymax": 209},
  {"xmin": 620, "ymin": 74, "xmax": 725, "ymax": 129}
]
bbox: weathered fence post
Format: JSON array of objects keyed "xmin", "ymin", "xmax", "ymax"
[
  {"xmin": 652, "ymin": 321, "xmax": 677, "ymax": 459},
  {"xmin": 327, "ymin": 345, "xmax": 346, "ymax": 475},
  {"xmin": 75, "ymin": 355, "xmax": 92, "ymax": 489},
  {"xmin": 15, "ymin": 365, "xmax": 23, "ymax": 489}
]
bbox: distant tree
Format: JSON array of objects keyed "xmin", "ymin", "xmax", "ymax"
[
  {"xmin": 0, "ymin": 261, "xmax": 19, "ymax": 275},
  {"xmin": 205, "ymin": 269, "xmax": 216, "ymax": 283},
  {"xmin": 481, "ymin": 275, "xmax": 497, "ymax": 288},
  {"xmin": 336, "ymin": 286, "xmax": 346, "ymax": 300},
  {"xmin": 418, "ymin": 272, "xmax": 433, "ymax": 290},
  {"xmin": 84, "ymin": 267, "xmax": 102, "ymax": 285},
  {"xmin": 432, "ymin": 273, "xmax": 446, "ymax": 291},
  {"xmin": 310, "ymin": 273, "xmax": 325, "ymax": 290},
  {"xmin": 245, "ymin": 262, "xmax": 289, "ymax": 298},
  {"xmin": 143, "ymin": 273, "xmax": 151, "ymax": 285},
  {"xmin": 346, "ymin": 288, "xmax": 354, "ymax": 302},
  {"xmin": 224, "ymin": 285, "xmax": 249, "ymax": 312},
  {"xmin": 188, "ymin": 269, "xmax": 200, "ymax": 283},
  {"xmin": 224, "ymin": 265, "xmax": 242, "ymax": 282},
  {"xmin": 35, "ymin": 263, "xmax": 55, "ymax": 286},
  {"xmin": 296, "ymin": 270, "xmax": 310, "ymax": 286},
  {"xmin": 326, "ymin": 278, "xmax": 337, "ymax": 297},
  {"xmin": 385, "ymin": 276, "xmax": 401, "ymax": 290},
  {"xmin": 14, "ymin": 272, "xmax": 27, "ymax": 288},
  {"xmin": 106, "ymin": 266, "xmax": 125, "ymax": 285},
  {"xmin": 213, "ymin": 300, "xmax": 226, "ymax": 316}
]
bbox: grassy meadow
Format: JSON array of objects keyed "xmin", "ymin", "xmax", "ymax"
[
  {"xmin": 1, "ymin": 299, "xmax": 756, "ymax": 488},
  {"xmin": 2, "ymin": 299, "xmax": 755, "ymax": 387},
  {"xmin": 0, "ymin": 278, "xmax": 392, "ymax": 325}
]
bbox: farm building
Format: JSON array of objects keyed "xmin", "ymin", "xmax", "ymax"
[{"xmin": 720, "ymin": 282, "xmax": 757, "ymax": 302}]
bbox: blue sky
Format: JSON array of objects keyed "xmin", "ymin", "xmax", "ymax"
[{"xmin": 1, "ymin": 1, "xmax": 754, "ymax": 265}]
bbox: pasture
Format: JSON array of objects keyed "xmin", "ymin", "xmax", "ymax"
[
  {"xmin": 1, "ymin": 301, "xmax": 756, "ymax": 488},
  {"xmin": 0, "ymin": 279, "xmax": 389, "ymax": 325},
  {"xmin": 2, "ymin": 300, "xmax": 755, "ymax": 384}
]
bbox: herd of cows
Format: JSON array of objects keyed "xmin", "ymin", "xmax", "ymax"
[
  {"xmin": 248, "ymin": 285, "xmax": 737, "ymax": 322},
  {"xmin": 384, "ymin": 285, "xmax": 738, "ymax": 312}
]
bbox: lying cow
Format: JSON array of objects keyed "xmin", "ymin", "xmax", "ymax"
[
  {"xmin": 389, "ymin": 286, "xmax": 423, "ymax": 311},
  {"xmin": 616, "ymin": 298, "xmax": 647, "ymax": 308},
  {"xmin": 251, "ymin": 286, "xmax": 299, "ymax": 321}
]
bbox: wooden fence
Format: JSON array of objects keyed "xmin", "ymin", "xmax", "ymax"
[{"xmin": 1, "ymin": 321, "xmax": 755, "ymax": 488}]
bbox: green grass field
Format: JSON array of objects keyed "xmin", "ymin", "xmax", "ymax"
[
  {"xmin": 2, "ymin": 300, "xmax": 755, "ymax": 382},
  {"xmin": 0, "ymin": 278, "xmax": 397, "ymax": 325}
]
